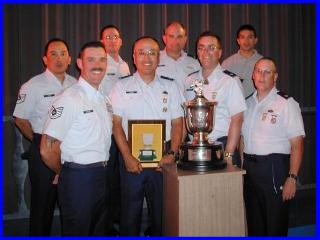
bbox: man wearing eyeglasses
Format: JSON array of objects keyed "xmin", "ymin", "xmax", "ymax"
[
  {"xmin": 184, "ymin": 31, "xmax": 246, "ymax": 168},
  {"xmin": 222, "ymin": 24, "xmax": 263, "ymax": 98},
  {"xmin": 156, "ymin": 21, "xmax": 200, "ymax": 94},
  {"xmin": 241, "ymin": 57, "xmax": 305, "ymax": 236},
  {"xmin": 100, "ymin": 24, "xmax": 131, "ymax": 235},
  {"xmin": 100, "ymin": 25, "xmax": 130, "ymax": 96},
  {"xmin": 109, "ymin": 36, "xmax": 184, "ymax": 236}
]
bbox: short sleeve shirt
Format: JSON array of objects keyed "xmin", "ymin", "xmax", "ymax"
[
  {"xmin": 43, "ymin": 78, "xmax": 113, "ymax": 164},
  {"xmin": 109, "ymin": 72, "xmax": 185, "ymax": 141},
  {"xmin": 156, "ymin": 49, "xmax": 200, "ymax": 95},
  {"xmin": 242, "ymin": 87, "xmax": 305, "ymax": 155},
  {"xmin": 100, "ymin": 54, "xmax": 130, "ymax": 97},
  {"xmin": 13, "ymin": 69, "xmax": 77, "ymax": 134},
  {"xmin": 185, "ymin": 64, "xmax": 247, "ymax": 140},
  {"xmin": 222, "ymin": 50, "xmax": 263, "ymax": 98}
]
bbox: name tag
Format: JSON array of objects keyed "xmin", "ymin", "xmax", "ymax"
[
  {"xmin": 43, "ymin": 94, "xmax": 55, "ymax": 97},
  {"xmin": 83, "ymin": 109, "xmax": 94, "ymax": 114},
  {"xmin": 107, "ymin": 73, "xmax": 116, "ymax": 76},
  {"xmin": 126, "ymin": 91, "xmax": 138, "ymax": 94}
]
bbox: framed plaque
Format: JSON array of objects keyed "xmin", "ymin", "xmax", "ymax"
[{"xmin": 128, "ymin": 120, "xmax": 166, "ymax": 168}]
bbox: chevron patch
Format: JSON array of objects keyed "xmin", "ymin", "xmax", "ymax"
[
  {"xmin": 16, "ymin": 93, "xmax": 26, "ymax": 104},
  {"xmin": 50, "ymin": 106, "xmax": 64, "ymax": 119}
]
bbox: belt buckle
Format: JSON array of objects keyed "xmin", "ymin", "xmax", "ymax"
[{"xmin": 102, "ymin": 161, "xmax": 107, "ymax": 167}]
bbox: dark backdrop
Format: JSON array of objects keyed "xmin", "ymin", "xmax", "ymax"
[{"xmin": 3, "ymin": 3, "xmax": 315, "ymax": 215}]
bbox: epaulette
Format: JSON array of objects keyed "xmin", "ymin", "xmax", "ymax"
[
  {"xmin": 187, "ymin": 70, "xmax": 200, "ymax": 77},
  {"xmin": 277, "ymin": 91, "xmax": 290, "ymax": 99},
  {"xmin": 187, "ymin": 53, "xmax": 195, "ymax": 58},
  {"xmin": 223, "ymin": 69, "xmax": 237, "ymax": 77},
  {"xmin": 119, "ymin": 74, "xmax": 132, "ymax": 80},
  {"xmin": 160, "ymin": 75, "xmax": 174, "ymax": 81},
  {"xmin": 245, "ymin": 92, "xmax": 254, "ymax": 100}
]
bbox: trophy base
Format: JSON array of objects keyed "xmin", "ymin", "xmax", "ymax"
[{"xmin": 177, "ymin": 141, "xmax": 227, "ymax": 172}]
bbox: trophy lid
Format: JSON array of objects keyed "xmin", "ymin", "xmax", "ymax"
[{"xmin": 184, "ymin": 78, "xmax": 217, "ymax": 107}]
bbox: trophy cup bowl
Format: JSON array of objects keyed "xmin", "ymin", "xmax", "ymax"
[
  {"xmin": 184, "ymin": 94, "xmax": 215, "ymax": 145},
  {"xmin": 177, "ymin": 83, "xmax": 226, "ymax": 171}
]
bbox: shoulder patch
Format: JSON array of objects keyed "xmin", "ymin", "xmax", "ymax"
[
  {"xmin": 277, "ymin": 91, "xmax": 290, "ymax": 99},
  {"xmin": 223, "ymin": 69, "xmax": 237, "ymax": 77},
  {"xmin": 119, "ymin": 74, "xmax": 132, "ymax": 80},
  {"xmin": 245, "ymin": 92, "xmax": 254, "ymax": 100},
  {"xmin": 49, "ymin": 106, "xmax": 64, "ymax": 119},
  {"xmin": 16, "ymin": 93, "xmax": 26, "ymax": 104},
  {"xmin": 187, "ymin": 70, "xmax": 200, "ymax": 77},
  {"xmin": 160, "ymin": 75, "xmax": 174, "ymax": 81}
]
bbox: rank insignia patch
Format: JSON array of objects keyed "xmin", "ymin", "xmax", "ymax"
[
  {"xmin": 16, "ymin": 93, "xmax": 26, "ymax": 104},
  {"xmin": 50, "ymin": 106, "xmax": 64, "ymax": 119}
]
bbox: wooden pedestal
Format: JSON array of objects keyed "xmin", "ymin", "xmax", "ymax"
[{"xmin": 162, "ymin": 164, "xmax": 246, "ymax": 236}]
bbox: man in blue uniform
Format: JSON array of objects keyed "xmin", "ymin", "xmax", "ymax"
[
  {"xmin": 242, "ymin": 57, "xmax": 305, "ymax": 235},
  {"xmin": 110, "ymin": 36, "xmax": 184, "ymax": 236}
]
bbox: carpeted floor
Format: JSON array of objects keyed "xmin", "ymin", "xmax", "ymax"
[{"xmin": 3, "ymin": 187, "xmax": 315, "ymax": 236}]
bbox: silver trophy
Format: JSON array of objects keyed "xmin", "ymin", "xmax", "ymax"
[{"xmin": 178, "ymin": 79, "xmax": 226, "ymax": 171}]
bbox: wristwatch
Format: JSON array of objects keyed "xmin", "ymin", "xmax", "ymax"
[
  {"xmin": 288, "ymin": 173, "xmax": 298, "ymax": 181},
  {"xmin": 224, "ymin": 152, "xmax": 234, "ymax": 158}
]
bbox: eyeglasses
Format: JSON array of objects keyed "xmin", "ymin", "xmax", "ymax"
[
  {"xmin": 105, "ymin": 35, "xmax": 120, "ymax": 40},
  {"xmin": 136, "ymin": 50, "xmax": 159, "ymax": 57},
  {"xmin": 253, "ymin": 68, "xmax": 275, "ymax": 76},
  {"xmin": 197, "ymin": 45, "xmax": 220, "ymax": 52}
]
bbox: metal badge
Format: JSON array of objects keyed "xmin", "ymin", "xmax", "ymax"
[
  {"xmin": 163, "ymin": 97, "xmax": 167, "ymax": 104},
  {"xmin": 262, "ymin": 112, "xmax": 267, "ymax": 121},
  {"xmin": 211, "ymin": 92, "xmax": 217, "ymax": 100}
]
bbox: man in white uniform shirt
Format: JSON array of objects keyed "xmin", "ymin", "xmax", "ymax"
[
  {"xmin": 13, "ymin": 38, "xmax": 76, "ymax": 236},
  {"xmin": 185, "ymin": 31, "xmax": 247, "ymax": 168},
  {"xmin": 100, "ymin": 24, "xmax": 130, "ymax": 96},
  {"xmin": 222, "ymin": 24, "xmax": 263, "ymax": 98},
  {"xmin": 156, "ymin": 21, "xmax": 200, "ymax": 94},
  {"xmin": 40, "ymin": 42, "xmax": 112, "ymax": 236},
  {"xmin": 100, "ymin": 24, "xmax": 130, "ymax": 235},
  {"xmin": 241, "ymin": 57, "xmax": 305, "ymax": 236},
  {"xmin": 110, "ymin": 36, "xmax": 184, "ymax": 236}
]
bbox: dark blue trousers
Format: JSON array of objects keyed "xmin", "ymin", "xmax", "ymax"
[
  {"xmin": 243, "ymin": 153, "xmax": 290, "ymax": 236},
  {"xmin": 105, "ymin": 135, "xmax": 121, "ymax": 235},
  {"xmin": 58, "ymin": 163, "xmax": 108, "ymax": 236},
  {"xmin": 28, "ymin": 133, "xmax": 57, "ymax": 236},
  {"xmin": 119, "ymin": 156, "xmax": 163, "ymax": 236}
]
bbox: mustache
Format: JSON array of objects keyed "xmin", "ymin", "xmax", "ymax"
[{"xmin": 91, "ymin": 68, "xmax": 104, "ymax": 72}]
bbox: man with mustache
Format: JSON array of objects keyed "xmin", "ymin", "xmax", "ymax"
[
  {"xmin": 13, "ymin": 38, "xmax": 76, "ymax": 236},
  {"xmin": 40, "ymin": 41, "xmax": 112, "ymax": 236}
]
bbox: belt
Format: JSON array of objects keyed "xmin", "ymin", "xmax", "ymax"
[
  {"xmin": 244, "ymin": 153, "xmax": 267, "ymax": 162},
  {"xmin": 63, "ymin": 161, "xmax": 107, "ymax": 169},
  {"xmin": 244, "ymin": 153, "xmax": 289, "ymax": 162}
]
